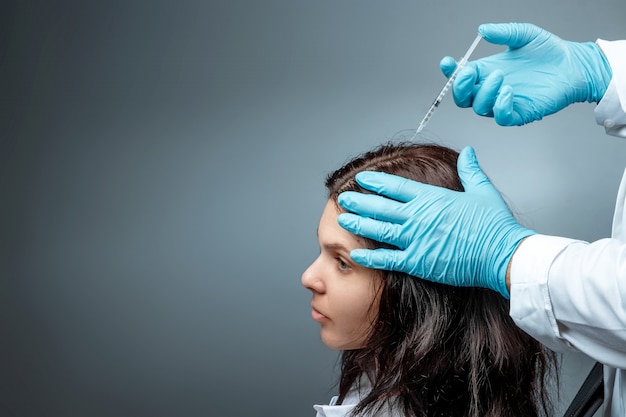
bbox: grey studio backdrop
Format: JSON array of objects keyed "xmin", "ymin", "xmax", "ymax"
[{"xmin": 1, "ymin": 1, "xmax": 624, "ymax": 416}]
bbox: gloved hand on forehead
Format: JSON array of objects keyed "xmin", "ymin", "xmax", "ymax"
[
  {"xmin": 439, "ymin": 22, "xmax": 613, "ymax": 126},
  {"xmin": 337, "ymin": 146, "xmax": 535, "ymax": 299}
]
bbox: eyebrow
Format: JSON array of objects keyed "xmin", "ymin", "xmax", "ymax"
[
  {"xmin": 321, "ymin": 242, "xmax": 351, "ymax": 254},
  {"xmin": 316, "ymin": 227, "xmax": 364, "ymax": 253}
]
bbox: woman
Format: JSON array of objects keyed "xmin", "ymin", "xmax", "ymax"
[{"xmin": 302, "ymin": 142, "xmax": 556, "ymax": 417}]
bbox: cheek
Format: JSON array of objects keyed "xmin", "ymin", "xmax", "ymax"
[
  {"xmin": 335, "ymin": 281, "xmax": 382, "ymax": 328},
  {"xmin": 339, "ymin": 296, "xmax": 373, "ymax": 321}
]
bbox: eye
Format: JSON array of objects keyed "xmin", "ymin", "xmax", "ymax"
[{"xmin": 336, "ymin": 257, "xmax": 351, "ymax": 272}]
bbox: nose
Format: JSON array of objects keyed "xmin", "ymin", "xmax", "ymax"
[{"xmin": 301, "ymin": 257, "xmax": 324, "ymax": 293}]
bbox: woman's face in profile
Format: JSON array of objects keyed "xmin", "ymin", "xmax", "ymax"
[{"xmin": 302, "ymin": 200, "xmax": 383, "ymax": 350}]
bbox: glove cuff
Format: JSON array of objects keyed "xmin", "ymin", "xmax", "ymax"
[
  {"xmin": 579, "ymin": 42, "xmax": 613, "ymax": 103},
  {"xmin": 493, "ymin": 228, "xmax": 537, "ymax": 299}
]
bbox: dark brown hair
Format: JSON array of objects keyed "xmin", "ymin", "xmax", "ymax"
[{"xmin": 325, "ymin": 142, "xmax": 555, "ymax": 417}]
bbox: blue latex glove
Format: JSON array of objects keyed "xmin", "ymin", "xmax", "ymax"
[
  {"xmin": 337, "ymin": 146, "xmax": 535, "ymax": 298},
  {"xmin": 440, "ymin": 23, "xmax": 612, "ymax": 126}
]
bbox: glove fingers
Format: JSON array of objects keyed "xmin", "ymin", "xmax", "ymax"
[
  {"xmin": 478, "ymin": 22, "xmax": 545, "ymax": 49},
  {"xmin": 493, "ymin": 85, "xmax": 524, "ymax": 126},
  {"xmin": 350, "ymin": 248, "xmax": 403, "ymax": 272},
  {"xmin": 337, "ymin": 213, "xmax": 409, "ymax": 248},
  {"xmin": 439, "ymin": 56, "xmax": 457, "ymax": 78},
  {"xmin": 457, "ymin": 146, "xmax": 493, "ymax": 193},
  {"xmin": 353, "ymin": 171, "xmax": 434, "ymax": 203},
  {"xmin": 338, "ymin": 192, "xmax": 406, "ymax": 222},
  {"xmin": 452, "ymin": 64, "xmax": 478, "ymax": 108},
  {"xmin": 472, "ymin": 70, "xmax": 504, "ymax": 117}
]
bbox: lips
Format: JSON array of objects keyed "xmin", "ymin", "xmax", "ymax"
[{"xmin": 311, "ymin": 305, "xmax": 328, "ymax": 323}]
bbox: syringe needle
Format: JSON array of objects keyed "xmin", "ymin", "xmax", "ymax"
[{"xmin": 411, "ymin": 34, "xmax": 482, "ymax": 140}]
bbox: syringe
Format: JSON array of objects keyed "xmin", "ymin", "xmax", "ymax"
[{"xmin": 411, "ymin": 34, "xmax": 483, "ymax": 139}]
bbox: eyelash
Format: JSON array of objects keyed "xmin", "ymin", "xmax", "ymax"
[{"xmin": 336, "ymin": 257, "xmax": 350, "ymax": 272}]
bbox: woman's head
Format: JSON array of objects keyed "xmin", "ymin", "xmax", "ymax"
[
  {"xmin": 302, "ymin": 143, "xmax": 462, "ymax": 351},
  {"xmin": 303, "ymin": 142, "xmax": 554, "ymax": 417}
]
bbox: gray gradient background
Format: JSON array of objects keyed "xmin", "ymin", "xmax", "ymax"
[{"xmin": 1, "ymin": 1, "xmax": 624, "ymax": 416}]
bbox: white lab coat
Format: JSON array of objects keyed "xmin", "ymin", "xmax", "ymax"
[{"xmin": 510, "ymin": 39, "xmax": 626, "ymax": 417}]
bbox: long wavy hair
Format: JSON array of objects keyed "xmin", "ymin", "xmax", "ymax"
[{"xmin": 325, "ymin": 142, "xmax": 556, "ymax": 417}]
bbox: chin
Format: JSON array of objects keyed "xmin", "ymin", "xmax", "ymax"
[{"xmin": 321, "ymin": 331, "xmax": 363, "ymax": 351}]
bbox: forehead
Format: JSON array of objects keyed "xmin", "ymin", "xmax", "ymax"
[{"xmin": 318, "ymin": 200, "xmax": 362, "ymax": 249}]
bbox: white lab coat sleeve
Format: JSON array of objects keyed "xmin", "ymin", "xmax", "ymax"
[
  {"xmin": 510, "ymin": 235, "xmax": 626, "ymax": 369},
  {"xmin": 595, "ymin": 39, "xmax": 626, "ymax": 137}
]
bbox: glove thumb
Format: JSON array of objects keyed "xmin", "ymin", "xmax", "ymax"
[
  {"xmin": 457, "ymin": 146, "xmax": 493, "ymax": 194},
  {"xmin": 478, "ymin": 22, "xmax": 545, "ymax": 49}
]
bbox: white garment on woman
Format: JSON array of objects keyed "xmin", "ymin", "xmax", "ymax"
[
  {"xmin": 313, "ymin": 377, "xmax": 404, "ymax": 417},
  {"xmin": 509, "ymin": 39, "xmax": 626, "ymax": 417}
]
